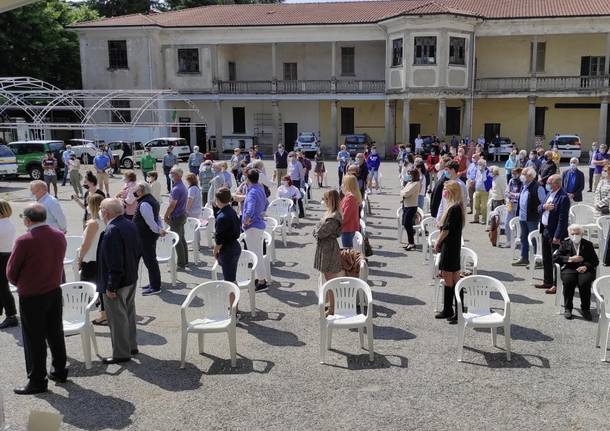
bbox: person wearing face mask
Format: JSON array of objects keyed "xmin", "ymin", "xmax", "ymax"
[
  {"xmin": 7, "ymin": 203, "xmax": 68, "ymax": 394},
  {"xmin": 400, "ymin": 169, "xmax": 420, "ymax": 250},
  {"xmin": 431, "ymin": 160, "xmax": 467, "ymax": 221},
  {"xmin": 146, "ymin": 171, "xmax": 161, "ymax": 202},
  {"xmin": 425, "ymin": 149, "xmax": 439, "ymax": 190},
  {"xmin": 140, "ymin": 147, "xmax": 156, "ymax": 180},
  {"xmin": 553, "ymin": 224, "xmax": 598, "ymax": 320},
  {"xmin": 489, "ymin": 166, "xmax": 506, "ymax": 211},
  {"xmin": 524, "ymin": 151, "xmax": 541, "ymax": 174},
  {"xmin": 336, "ymin": 145, "xmax": 351, "ymax": 187},
  {"xmin": 593, "ymin": 165, "xmax": 610, "ymax": 216},
  {"xmin": 115, "ymin": 171, "xmax": 138, "ymax": 220},
  {"xmin": 471, "ymin": 159, "xmax": 493, "ymax": 224},
  {"xmin": 162, "ymin": 146, "xmax": 178, "ymax": 193},
  {"xmin": 274, "ymin": 145, "xmax": 288, "ymax": 187},
  {"xmin": 561, "ymin": 157, "xmax": 585, "ymax": 202},
  {"xmin": 588, "ymin": 141, "xmax": 599, "ymax": 192},
  {"xmin": 164, "ymin": 167, "xmax": 189, "ymax": 269},
  {"xmin": 287, "ymin": 151, "xmax": 305, "ymax": 218},
  {"xmin": 354, "ymin": 153, "xmax": 369, "ymax": 198},
  {"xmin": 277, "ymin": 175, "xmax": 301, "ymax": 201},
  {"xmin": 538, "ymin": 151, "xmax": 558, "ymax": 187},
  {"xmin": 513, "ymin": 167, "xmax": 546, "ymax": 266},
  {"xmin": 504, "ymin": 151, "xmax": 518, "ymax": 184},
  {"xmin": 366, "ymin": 146, "xmax": 381, "ymax": 192},
  {"xmin": 213, "ymin": 187, "xmax": 241, "ymax": 301},
  {"xmin": 207, "ymin": 162, "xmax": 225, "ymax": 209},
  {"xmin": 537, "ymin": 174, "xmax": 570, "ymax": 294},
  {"xmin": 96, "ymin": 198, "xmax": 141, "ymax": 364},
  {"xmin": 93, "ymin": 149, "xmax": 111, "ymax": 196},
  {"xmin": 198, "ymin": 160, "xmax": 213, "ymax": 207},
  {"xmin": 187, "ymin": 146, "xmax": 204, "ymax": 176},
  {"xmin": 72, "ymin": 171, "xmax": 106, "ymax": 226},
  {"xmin": 340, "ymin": 174, "xmax": 362, "ymax": 249},
  {"xmin": 30, "ymin": 180, "xmax": 67, "ymax": 233},
  {"xmin": 504, "ymin": 168, "xmax": 523, "ymax": 244},
  {"xmin": 465, "ymin": 153, "xmax": 480, "ymax": 214},
  {"xmin": 592, "ymin": 143, "xmax": 609, "ymax": 193}
]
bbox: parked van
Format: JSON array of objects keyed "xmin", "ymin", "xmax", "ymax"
[
  {"xmin": 7, "ymin": 140, "xmax": 65, "ymax": 180},
  {"xmin": 549, "ymin": 135, "xmax": 582, "ymax": 159},
  {"xmin": 144, "ymin": 137, "xmax": 191, "ymax": 161}
]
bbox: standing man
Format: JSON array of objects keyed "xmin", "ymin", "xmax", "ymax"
[
  {"xmin": 472, "ymin": 159, "xmax": 493, "ymax": 224},
  {"xmin": 162, "ymin": 146, "xmax": 178, "ymax": 193},
  {"xmin": 140, "ymin": 147, "xmax": 156, "ymax": 180},
  {"xmin": 7, "ymin": 203, "xmax": 67, "ymax": 394},
  {"xmin": 164, "ymin": 167, "xmax": 188, "ymax": 269},
  {"xmin": 588, "ymin": 142, "xmax": 599, "ymax": 192},
  {"xmin": 134, "ymin": 182, "xmax": 165, "ymax": 296},
  {"xmin": 366, "ymin": 146, "xmax": 381, "ymax": 192},
  {"xmin": 592, "ymin": 143, "xmax": 609, "ymax": 192},
  {"xmin": 491, "ymin": 134, "xmax": 501, "ymax": 162},
  {"xmin": 188, "ymin": 146, "xmax": 204, "ymax": 175},
  {"xmin": 414, "ymin": 134, "xmax": 424, "ymax": 154},
  {"xmin": 336, "ymin": 145, "xmax": 350, "ymax": 187},
  {"xmin": 465, "ymin": 153, "xmax": 480, "ymax": 214},
  {"xmin": 287, "ymin": 152, "xmax": 305, "ymax": 218},
  {"xmin": 61, "ymin": 144, "xmax": 74, "ymax": 186},
  {"xmin": 30, "ymin": 180, "xmax": 66, "ymax": 233},
  {"xmin": 537, "ymin": 174, "xmax": 570, "ymax": 294},
  {"xmin": 94, "ymin": 149, "xmax": 111, "ymax": 196},
  {"xmin": 298, "ymin": 151, "xmax": 313, "ymax": 199},
  {"xmin": 538, "ymin": 151, "xmax": 558, "ymax": 187},
  {"xmin": 513, "ymin": 167, "xmax": 546, "ymax": 267},
  {"xmin": 562, "ymin": 158, "xmax": 585, "ymax": 203},
  {"xmin": 273, "ymin": 144, "xmax": 288, "ymax": 186},
  {"xmin": 97, "ymin": 198, "xmax": 141, "ymax": 364}
]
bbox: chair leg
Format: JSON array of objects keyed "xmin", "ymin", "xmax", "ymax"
[
  {"xmin": 81, "ymin": 330, "xmax": 92, "ymax": 370},
  {"xmin": 504, "ymin": 323, "xmax": 511, "ymax": 361},
  {"xmin": 319, "ymin": 321, "xmax": 326, "ymax": 364},
  {"xmin": 171, "ymin": 252, "xmax": 177, "ymax": 287},
  {"xmin": 249, "ymin": 285, "xmax": 257, "ymax": 317},
  {"xmin": 602, "ymin": 323, "xmax": 610, "ymax": 362},
  {"xmin": 90, "ymin": 326, "xmax": 99, "ymax": 356},
  {"xmin": 194, "ymin": 231, "xmax": 200, "ymax": 264},
  {"xmin": 282, "ymin": 226, "xmax": 287, "ymax": 247},
  {"xmin": 457, "ymin": 324, "xmax": 465, "ymax": 362},
  {"xmin": 198, "ymin": 333, "xmax": 204, "ymax": 354},
  {"xmin": 491, "ymin": 327, "xmax": 497, "ymax": 347},
  {"xmin": 228, "ymin": 327, "xmax": 237, "ymax": 368},
  {"xmin": 180, "ymin": 329, "xmax": 188, "ymax": 369},
  {"xmin": 367, "ymin": 322, "xmax": 374, "ymax": 362},
  {"xmin": 327, "ymin": 326, "xmax": 333, "ymax": 350}
]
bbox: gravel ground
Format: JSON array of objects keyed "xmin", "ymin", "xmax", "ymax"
[{"xmin": 1, "ymin": 161, "xmax": 609, "ymax": 431}]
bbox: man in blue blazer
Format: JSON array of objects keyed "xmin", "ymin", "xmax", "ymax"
[
  {"xmin": 97, "ymin": 198, "xmax": 142, "ymax": 364},
  {"xmin": 537, "ymin": 174, "xmax": 570, "ymax": 293},
  {"xmin": 561, "ymin": 157, "xmax": 585, "ymax": 202}
]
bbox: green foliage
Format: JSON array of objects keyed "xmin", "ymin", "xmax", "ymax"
[
  {"xmin": 166, "ymin": 0, "xmax": 282, "ymax": 10},
  {"xmin": 85, "ymin": 0, "xmax": 151, "ymax": 17},
  {"xmin": 0, "ymin": 0, "xmax": 99, "ymax": 89}
]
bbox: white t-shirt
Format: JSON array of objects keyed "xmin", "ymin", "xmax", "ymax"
[
  {"xmin": 277, "ymin": 185, "xmax": 301, "ymax": 200},
  {"xmin": 0, "ymin": 218, "xmax": 15, "ymax": 253}
]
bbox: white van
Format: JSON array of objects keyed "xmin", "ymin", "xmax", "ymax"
[
  {"xmin": 549, "ymin": 135, "xmax": 582, "ymax": 159},
  {"xmin": 144, "ymin": 137, "xmax": 191, "ymax": 161}
]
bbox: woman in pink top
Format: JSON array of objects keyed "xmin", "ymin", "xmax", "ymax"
[
  {"xmin": 340, "ymin": 174, "xmax": 362, "ymax": 248},
  {"xmin": 116, "ymin": 170, "xmax": 138, "ymax": 220}
]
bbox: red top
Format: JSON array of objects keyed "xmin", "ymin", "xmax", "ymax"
[
  {"xmin": 341, "ymin": 193, "xmax": 360, "ymax": 233},
  {"xmin": 7, "ymin": 225, "xmax": 67, "ymax": 298}
]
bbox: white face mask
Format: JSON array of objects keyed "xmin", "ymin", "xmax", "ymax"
[
  {"xmin": 519, "ymin": 175, "xmax": 527, "ymax": 183},
  {"xmin": 281, "ymin": 181, "xmax": 288, "ymax": 187},
  {"xmin": 570, "ymin": 163, "xmax": 577, "ymax": 170},
  {"xmin": 570, "ymin": 234, "xmax": 582, "ymax": 244}
]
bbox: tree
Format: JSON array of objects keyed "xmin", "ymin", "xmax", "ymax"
[
  {"xmin": 86, "ymin": 0, "xmax": 152, "ymax": 17},
  {"xmin": 165, "ymin": 0, "xmax": 281, "ymax": 10},
  {"xmin": 0, "ymin": 1, "xmax": 99, "ymax": 89}
]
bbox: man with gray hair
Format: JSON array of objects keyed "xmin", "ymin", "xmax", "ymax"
[
  {"xmin": 553, "ymin": 224, "xmax": 598, "ymax": 320},
  {"xmin": 30, "ymin": 180, "xmax": 66, "ymax": 233},
  {"xmin": 513, "ymin": 167, "xmax": 546, "ymax": 266},
  {"xmin": 187, "ymin": 146, "xmax": 204, "ymax": 175},
  {"xmin": 97, "ymin": 198, "xmax": 141, "ymax": 363},
  {"xmin": 562, "ymin": 157, "xmax": 585, "ymax": 202},
  {"xmin": 164, "ymin": 166, "xmax": 188, "ymax": 268}
]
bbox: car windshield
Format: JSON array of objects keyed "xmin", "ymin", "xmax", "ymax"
[
  {"xmin": 347, "ymin": 136, "xmax": 366, "ymax": 144},
  {"xmin": 48, "ymin": 142, "xmax": 65, "ymax": 152},
  {"xmin": 558, "ymin": 137, "xmax": 579, "ymax": 145},
  {"xmin": 134, "ymin": 142, "xmax": 144, "ymax": 150},
  {"xmin": 300, "ymin": 136, "xmax": 315, "ymax": 143},
  {"xmin": 0, "ymin": 145, "xmax": 14, "ymax": 157}
]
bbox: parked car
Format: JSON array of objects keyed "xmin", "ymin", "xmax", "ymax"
[
  {"xmin": 68, "ymin": 139, "xmax": 103, "ymax": 164},
  {"xmin": 144, "ymin": 137, "xmax": 192, "ymax": 161},
  {"xmin": 294, "ymin": 132, "xmax": 320, "ymax": 156},
  {"xmin": 7, "ymin": 140, "xmax": 66, "ymax": 180},
  {"xmin": 549, "ymin": 134, "xmax": 582, "ymax": 159},
  {"xmin": 107, "ymin": 141, "xmax": 144, "ymax": 169},
  {"xmin": 344, "ymin": 134, "xmax": 374, "ymax": 157},
  {"xmin": 0, "ymin": 144, "xmax": 18, "ymax": 178},
  {"xmin": 492, "ymin": 137, "xmax": 514, "ymax": 158}
]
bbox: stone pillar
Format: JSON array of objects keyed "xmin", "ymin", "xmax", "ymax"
[
  {"xmin": 157, "ymin": 98, "xmax": 170, "ymax": 137},
  {"xmin": 437, "ymin": 98, "xmax": 447, "ymax": 139},
  {"xmin": 599, "ymin": 96, "xmax": 609, "ymax": 146},
  {"xmin": 272, "ymin": 99, "xmax": 280, "ymax": 149},
  {"xmin": 214, "ymin": 100, "xmax": 223, "ymax": 154},
  {"xmin": 271, "ymin": 43, "xmax": 277, "ymax": 93},
  {"xmin": 384, "ymin": 99, "xmax": 395, "ymax": 157},
  {"xmin": 330, "ymin": 100, "xmax": 338, "ymax": 154},
  {"xmin": 462, "ymin": 98, "xmax": 472, "ymax": 140},
  {"xmin": 527, "ymin": 95, "xmax": 537, "ymax": 149},
  {"xmin": 402, "ymin": 99, "xmax": 410, "ymax": 146},
  {"xmin": 331, "ymin": 42, "xmax": 337, "ymax": 93}
]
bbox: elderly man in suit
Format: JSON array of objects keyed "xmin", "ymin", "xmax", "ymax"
[
  {"xmin": 562, "ymin": 157, "xmax": 585, "ymax": 202},
  {"xmin": 97, "ymin": 198, "xmax": 142, "ymax": 364},
  {"xmin": 553, "ymin": 224, "xmax": 599, "ymax": 320},
  {"xmin": 537, "ymin": 174, "xmax": 570, "ymax": 294}
]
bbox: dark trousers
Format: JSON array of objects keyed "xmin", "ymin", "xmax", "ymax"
[
  {"xmin": 542, "ymin": 229, "xmax": 560, "ymax": 285},
  {"xmin": 169, "ymin": 214, "xmax": 188, "ymax": 267},
  {"xmin": 589, "ymin": 167, "xmax": 595, "ymax": 191},
  {"xmin": 0, "ymin": 252, "xmax": 16, "ymax": 317},
  {"xmin": 141, "ymin": 235, "xmax": 161, "ymax": 290},
  {"xmin": 402, "ymin": 206, "xmax": 418, "ymax": 245},
  {"xmin": 218, "ymin": 242, "xmax": 241, "ymax": 283},
  {"xmin": 19, "ymin": 289, "xmax": 67, "ymax": 386},
  {"xmin": 561, "ymin": 269, "xmax": 594, "ymax": 311},
  {"xmin": 519, "ymin": 220, "xmax": 539, "ymax": 260},
  {"xmin": 163, "ymin": 167, "xmax": 172, "ymax": 192},
  {"xmin": 338, "ymin": 168, "xmax": 345, "ymax": 187},
  {"xmin": 292, "ymin": 180, "xmax": 305, "ymax": 217},
  {"xmin": 81, "ymin": 261, "xmax": 103, "ymax": 311},
  {"xmin": 304, "ymin": 173, "xmax": 311, "ymax": 199},
  {"xmin": 189, "ymin": 166, "xmax": 200, "ymax": 175}
]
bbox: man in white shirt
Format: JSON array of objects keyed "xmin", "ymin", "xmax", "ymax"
[
  {"xmin": 414, "ymin": 134, "xmax": 424, "ymax": 154},
  {"xmin": 30, "ymin": 181, "xmax": 66, "ymax": 233}
]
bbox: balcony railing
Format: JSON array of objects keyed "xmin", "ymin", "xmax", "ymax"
[
  {"xmin": 336, "ymin": 79, "xmax": 385, "ymax": 93},
  {"xmin": 218, "ymin": 80, "xmax": 273, "ymax": 94},
  {"xmin": 276, "ymin": 80, "xmax": 332, "ymax": 93},
  {"xmin": 217, "ymin": 80, "xmax": 385, "ymax": 94},
  {"xmin": 475, "ymin": 75, "xmax": 610, "ymax": 93}
]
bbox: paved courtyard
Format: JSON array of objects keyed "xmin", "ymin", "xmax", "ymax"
[{"xmin": 1, "ymin": 160, "xmax": 609, "ymax": 430}]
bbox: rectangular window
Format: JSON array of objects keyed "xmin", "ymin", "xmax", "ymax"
[
  {"xmin": 110, "ymin": 100, "xmax": 131, "ymax": 123},
  {"xmin": 535, "ymin": 107, "xmax": 546, "ymax": 136},
  {"xmin": 529, "ymin": 41, "xmax": 546, "ymax": 73},
  {"xmin": 391, "ymin": 38, "xmax": 403, "ymax": 67},
  {"xmin": 341, "ymin": 47, "xmax": 355, "ymax": 76},
  {"xmin": 484, "ymin": 123, "xmax": 501, "ymax": 144},
  {"xmin": 283, "ymin": 63, "xmax": 298, "ymax": 81},
  {"xmin": 232, "ymin": 107, "xmax": 245, "ymax": 134},
  {"xmin": 446, "ymin": 107, "xmax": 461, "ymax": 135},
  {"xmin": 108, "ymin": 40, "xmax": 128, "ymax": 69},
  {"xmin": 177, "ymin": 48, "xmax": 199, "ymax": 73},
  {"xmin": 340, "ymin": 107, "xmax": 354, "ymax": 135},
  {"xmin": 449, "ymin": 37, "xmax": 466, "ymax": 65},
  {"xmin": 228, "ymin": 62, "xmax": 236, "ymax": 81},
  {"xmin": 581, "ymin": 56, "xmax": 606, "ymax": 76},
  {"xmin": 414, "ymin": 37, "xmax": 437, "ymax": 65}
]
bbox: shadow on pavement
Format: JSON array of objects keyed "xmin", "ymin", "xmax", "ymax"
[
  {"xmin": 373, "ymin": 291, "xmax": 425, "ymax": 306},
  {"xmin": 238, "ymin": 320, "xmax": 306, "ymax": 347},
  {"xmin": 490, "ymin": 291, "xmax": 543, "ymax": 305},
  {"xmin": 128, "ymin": 353, "xmax": 204, "ymax": 391},
  {"xmin": 478, "ymin": 269, "xmax": 525, "ymax": 282},
  {"xmin": 460, "ymin": 346, "xmax": 551, "ymax": 369},
  {"xmin": 200, "ymin": 353, "xmax": 274, "ymax": 375},
  {"xmin": 324, "ymin": 351, "xmax": 409, "ymax": 370},
  {"xmin": 266, "ymin": 287, "xmax": 318, "ymax": 308}
]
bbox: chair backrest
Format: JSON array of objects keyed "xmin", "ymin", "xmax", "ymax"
[
  {"xmin": 421, "ymin": 216, "xmax": 436, "ymax": 237},
  {"xmin": 428, "ymin": 230, "xmax": 440, "ymax": 246},
  {"xmin": 597, "ymin": 215, "xmax": 610, "ymax": 238},
  {"xmin": 157, "ymin": 231, "xmax": 179, "ymax": 259},
  {"xmin": 236, "ymin": 249, "xmax": 258, "ymax": 283},
  {"xmin": 354, "ymin": 231, "xmax": 364, "ymax": 253},
  {"xmin": 65, "ymin": 235, "xmax": 84, "ymax": 261},
  {"xmin": 493, "ymin": 205, "xmax": 509, "ymax": 224},
  {"xmin": 201, "ymin": 207, "xmax": 214, "ymax": 221},
  {"xmin": 509, "ymin": 217, "xmax": 520, "ymax": 237},
  {"xmin": 593, "ymin": 276, "xmax": 610, "ymax": 318},
  {"xmin": 569, "ymin": 204, "xmax": 596, "ymax": 225},
  {"xmin": 185, "ymin": 281, "xmax": 240, "ymax": 321},
  {"xmin": 184, "ymin": 217, "xmax": 201, "ymax": 243},
  {"xmin": 396, "ymin": 207, "xmax": 403, "ymax": 218},
  {"xmin": 321, "ymin": 277, "xmax": 371, "ymax": 317},
  {"xmin": 264, "ymin": 216, "xmax": 279, "ymax": 232},
  {"xmin": 460, "ymin": 247, "xmax": 478, "ymax": 272},
  {"xmin": 528, "ymin": 230, "xmax": 541, "ymax": 254},
  {"xmin": 416, "ymin": 207, "xmax": 425, "ymax": 221},
  {"xmin": 456, "ymin": 275, "xmax": 509, "ymax": 316},
  {"xmin": 360, "ymin": 219, "xmax": 366, "ymax": 235},
  {"xmin": 424, "ymin": 194, "xmax": 431, "ymax": 213},
  {"xmin": 268, "ymin": 198, "xmax": 293, "ymax": 219},
  {"xmin": 61, "ymin": 282, "xmax": 97, "ymax": 323},
  {"xmin": 263, "ymin": 231, "xmax": 273, "ymax": 251}
]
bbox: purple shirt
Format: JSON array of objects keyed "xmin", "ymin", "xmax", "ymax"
[
  {"xmin": 594, "ymin": 151, "xmax": 609, "ymax": 174},
  {"xmin": 170, "ymin": 180, "xmax": 188, "ymax": 220},
  {"xmin": 242, "ymin": 183, "xmax": 268, "ymax": 231}
]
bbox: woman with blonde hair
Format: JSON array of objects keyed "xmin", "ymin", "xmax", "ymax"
[
  {"xmin": 434, "ymin": 180, "xmax": 465, "ymax": 324},
  {"xmin": 0, "ymin": 199, "xmax": 17, "ymax": 328},
  {"xmin": 340, "ymin": 174, "xmax": 362, "ymax": 248}
]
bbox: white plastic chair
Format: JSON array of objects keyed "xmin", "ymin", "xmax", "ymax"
[
  {"xmin": 489, "ymin": 204, "xmax": 509, "ymax": 245},
  {"xmin": 140, "ymin": 231, "xmax": 179, "ymax": 287},
  {"xmin": 593, "ymin": 276, "xmax": 610, "ymax": 362},
  {"xmin": 319, "ymin": 277, "xmax": 374, "ymax": 364},
  {"xmin": 264, "ymin": 216, "xmax": 279, "ymax": 263},
  {"xmin": 64, "ymin": 235, "xmax": 84, "ymax": 282},
  {"xmin": 360, "ymin": 206, "xmax": 367, "ymax": 224},
  {"xmin": 359, "ymin": 219, "xmax": 367, "ymax": 238},
  {"xmin": 413, "ymin": 208, "xmax": 425, "ymax": 245},
  {"xmin": 569, "ymin": 204, "xmax": 598, "ymax": 240},
  {"xmin": 212, "ymin": 249, "xmax": 258, "ymax": 316},
  {"xmin": 555, "ymin": 262, "xmax": 600, "ymax": 315},
  {"xmin": 528, "ymin": 230, "xmax": 543, "ymax": 284},
  {"xmin": 61, "ymin": 282, "xmax": 99, "ymax": 369},
  {"xmin": 268, "ymin": 198, "xmax": 293, "ymax": 245},
  {"xmin": 426, "ymin": 230, "xmax": 441, "ymax": 270},
  {"xmin": 197, "ymin": 207, "xmax": 215, "ymax": 248},
  {"xmin": 508, "ymin": 217, "xmax": 521, "ymax": 260},
  {"xmin": 185, "ymin": 217, "xmax": 201, "ymax": 264},
  {"xmin": 485, "ymin": 198, "xmax": 493, "ymax": 225},
  {"xmin": 353, "ymin": 231, "xmax": 365, "ymax": 257},
  {"xmin": 597, "ymin": 215, "xmax": 610, "ymax": 263},
  {"xmin": 456, "ymin": 275, "xmax": 511, "ymax": 362},
  {"xmin": 396, "ymin": 207, "xmax": 404, "ymax": 243},
  {"xmin": 433, "ymin": 247, "xmax": 478, "ymax": 312},
  {"xmin": 300, "ymin": 187, "xmax": 308, "ymax": 215},
  {"xmin": 263, "ymin": 231, "xmax": 274, "ymax": 282},
  {"xmin": 418, "ymin": 216, "xmax": 436, "ymax": 250},
  {"xmin": 180, "ymin": 280, "xmax": 240, "ymax": 368}
]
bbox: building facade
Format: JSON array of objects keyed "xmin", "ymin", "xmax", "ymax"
[{"xmin": 72, "ymin": 0, "xmax": 610, "ymax": 156}]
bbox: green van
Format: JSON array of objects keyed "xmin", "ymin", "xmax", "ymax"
[{"xmin": 7, "ymin": 140, "xmax": 66, "ymax": 180}]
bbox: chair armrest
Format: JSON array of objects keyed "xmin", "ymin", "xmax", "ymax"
[
  {"xmin": 211, "ymin": 261, "xmax": 219, "ymax": 280},
  {"xmin": 181, "ymin": 288, "xmax": 199, "ymax": 310}
]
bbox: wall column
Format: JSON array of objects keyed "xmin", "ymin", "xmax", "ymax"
[
  {"xmin": 272, "ymin": 99, "xmax": 280, "ymax": 149},
  {"xmin": 331, "ymin": 42, "xmax": 337, "ymax": 93},
  {"xmin": 462, "ymin": 98, "xmax": 472, "ymax": 140},
  {"xmin": 214, "ymin": 100, "xmax": 223, "ymax": 154},
  {"xmin": 330, "ymin": 100, "xmax": 338, "ymax": 154},
  {"xmin": 402, "ymin": 99, "xmax": 410, "ymax": 146},
  {"xmin": 527, "ymin": 95, "xmax": 537, "ymax": 149},
  {"xmin": 271, "ymin": 42, "xmax": 277, "ymax": 93},
  {"xmin": 384, "ymin": 99, "xmax": 395, "ymax": 157},
  {"xmin": 599, "ymin": 96, "xmax": 609, "ymax": 146},
  {"xmin": 437, "ymin": 97, "xmax": 447, "ymax": 139}
]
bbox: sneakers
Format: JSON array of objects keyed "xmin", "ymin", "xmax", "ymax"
[
  {"xmin": 545, "ymin": 286, "xmax": 557, "ymax": 294},
  {"xmin": 0, "ymin": 316, "xmax": 18, "ymax": 329},
  {"xmin": 512, "ymin": 259, "xmax": 529, "ymax": 267},
  {"xmin": 142, "ymin": 287, "xmax": 161, "ymax": 296},
  {"xmin": 255, "ymin": 281, "xmax": 268, "ymax": 292}
]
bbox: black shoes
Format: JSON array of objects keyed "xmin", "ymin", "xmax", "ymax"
[
  {"xmin": 582, "ymin": 310, "xmax": 593, "ymax": 321},
  {"xmin": 131, "ymin": 348, "xmax": 139, "ymax": 355},
  {"xmin": 14, "ymin": 381, "xmax": 48, "ymax": 395},
  {"xmin": 102, "ymin": 357, "xmax": 131, "ymax": 364},
  {"xmin": 512, "ymin": 259, "xmax": 529, "ymax": 267},
  {"xmin": 255, "ymin": 280, "xmax": 268, "ymax": 292},
  {"xmin": 0, "ymin": 316, "xmax": 18, "ymax": 329},
  {"xmin": 48, "ymin": 371, "xmax": 68, "ymax": 384},
  {"xmin": 564, "ymin": 309, "xmax": 573, "ymax": 320}
]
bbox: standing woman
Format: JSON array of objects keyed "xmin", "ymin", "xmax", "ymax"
[
  {"xmin": 116, "ymin": 170, "xmax": 138, "ymax": 220},
  {"xmin": 71, "ymin": 170, "xmax": 106, "ymax": 226},
  {"xmin": 185, "ymin": 173, "xmax": 202, "ymax": 218},
  {"xmin": 434, "ymin": 180, "xmax": 465, "ymax": 324},
  {"xmin": 68, "ymin": 153, "xmax": 83, "ymax": 198},
  {"xmin": 400, "ymin": 169, "xmax": 421, "ymax": 251},
  {"xmin": 415, "ymin": 159, "xmax": 428, "ymax": 209},
  {"xmin": 340, "ymin": 174, "xmax": 362, "ymax": 248},
  {"xmin": 314, "ymin": 151, "xmax": 326, "ymax": 188},
  {"xmin": 314, "ymin": 189, "xmax": 343, "ymax": 282},
  {"xmin": 504, "ymin": 168, "xmax": 523, "ymax": 245},
  {"xmin": 42, "ymin": 150, "xmax": 59, "ymax": 198},
  {"xmin": 0, "ymin": 200, "xmax": 17, "ymax": 329}
]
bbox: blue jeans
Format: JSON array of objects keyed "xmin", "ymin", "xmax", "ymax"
[
  {"xmin": 519, "ymin": 220, "xmax": 539, "ymax": 260},
  {"xmin": 417, "ymin": 195, "xmax": 425, "ymax": 209},
  {"xmin": 341, "ymin": 232, "xmax": 355, "ymax": 248},
  {"xmin": 218, "ymin": 242, "xmax": 241, "ymax": 283}
]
